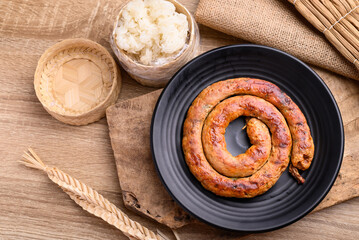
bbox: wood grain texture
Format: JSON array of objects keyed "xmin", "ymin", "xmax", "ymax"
[
  {"xmin": 0, "ymin": 0, "xmax": 358, "ymax": 239},
  {"xmin": 107, "ymin": 90, "xmax": 194, "ymax": 229}
]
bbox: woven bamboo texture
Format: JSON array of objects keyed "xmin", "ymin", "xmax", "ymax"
[
  {"xmin": 289, "ymin": 0, "xmax": 359, "ymax": 69},
  {"xmin": 20, "ymin": 149, "xmax": 169, "ymax": 240},
  {"xmin": 34, "ymin": 38, "xmax": 121, "ymax": 125}
]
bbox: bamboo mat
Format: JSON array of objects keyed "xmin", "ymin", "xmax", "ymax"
[{"xmin": 289, "ymin": 0, "xmax": 359, "ymax": 70}]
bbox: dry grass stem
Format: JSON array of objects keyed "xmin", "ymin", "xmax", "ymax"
[{"xmin": 20, "ymin": 148, "xmax": 169, "ymax": 240}]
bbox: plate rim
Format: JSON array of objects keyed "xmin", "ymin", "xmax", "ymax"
[{"xmin": 150, "ymin": 44, "xmax": 345, "ymax": 232}]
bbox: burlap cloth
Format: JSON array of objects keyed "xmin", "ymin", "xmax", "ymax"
[{"xmin": 195, "ymin": 0, "xmax": 359, "ymax": 81}]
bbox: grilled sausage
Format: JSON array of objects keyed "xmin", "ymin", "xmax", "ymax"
[
  {"xmin": 182, "ymin": 78, "xmax": 314, "ymax": 198},
  {"xmin": 203, "ymin": 115, "xmax": 271, "ymax": 178}
]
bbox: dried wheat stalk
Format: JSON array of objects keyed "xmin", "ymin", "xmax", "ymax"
[
  {"xmin": 20, "ymin": 148, "xmax": 169, "ymax": 240},
  {"xmin": 289, "ymin": 0, "xmax": 359, "ymax": 69}
]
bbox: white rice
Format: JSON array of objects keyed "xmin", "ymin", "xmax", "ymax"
[{"xmin": 115, "ymin": 0, "xmax": 189, "ymax": 65}]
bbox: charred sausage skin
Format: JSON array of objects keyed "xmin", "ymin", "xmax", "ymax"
[
  {"xmin": 203, "ymin": 112, "xmax": 271, "ymax": 178},
  {"xmin": 182, "ymin": 78, "xmax": 314, "ymax": 198},
  {"xmin": 184, "ymin": 95, "xmax": 292, "ymax": 198}
]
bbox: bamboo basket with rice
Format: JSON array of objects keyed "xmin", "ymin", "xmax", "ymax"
[{"xmin": 289, "ymin": 0, "xmax": 359, "ymax": 69}]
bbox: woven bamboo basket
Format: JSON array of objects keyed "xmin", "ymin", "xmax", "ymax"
[
  {"xmin": 34, "ymin": 38, "xmax": 121, "ymax": 125},
  {"xmin": 110, "ymin": 0, "xmax": 200, "ymax": 87},
  {"xmin": 289, "ymin": 0, "xmax": 359, "ymax": 70}
]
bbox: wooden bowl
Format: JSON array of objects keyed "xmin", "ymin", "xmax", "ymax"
[
  {"xmin": 34, "ymin": 38, "xmax": 121, "ymax": 125},
  {"xmin": 110, "ymin": 0, "xmax": 200, "ymax": 87}
]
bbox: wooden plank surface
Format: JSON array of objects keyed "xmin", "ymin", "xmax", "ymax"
[{"xmin": 0, "ymin": 0, "xmax": 358, "ymax": 239}]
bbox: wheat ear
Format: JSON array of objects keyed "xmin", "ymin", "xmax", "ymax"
[{"xmin": 20, "ymin": 148, "xmax": 169, "ymax": 240}]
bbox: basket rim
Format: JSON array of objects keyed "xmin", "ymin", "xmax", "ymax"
[
  {"xmin": 111, "ymin": 0, "xmax": 196, "ymax": 69},
  {"xmin": 34, "ymin": 38, "xmax": 120, "ymax": 118}
]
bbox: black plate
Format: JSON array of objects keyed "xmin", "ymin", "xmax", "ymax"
[{"xmin": 150, "ymin": 44, "xmax": 344, "ymax": 232}]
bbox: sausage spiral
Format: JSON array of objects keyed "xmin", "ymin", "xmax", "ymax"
[
  {"xmin": 182, "ymin": 78, "xmax": 314, "ymax": 198},
  {"xmin": 203, "ymin": 117, "xmax": 271, "ymax": 178}
]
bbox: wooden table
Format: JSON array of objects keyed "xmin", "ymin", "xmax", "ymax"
[{"xmin": 0, "ymin": 0, "xmax": 358, "ymax": 239}]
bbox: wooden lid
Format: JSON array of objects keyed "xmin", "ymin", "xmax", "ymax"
[{"xmin": 34, "ymin": 38, "xmax": 121, "ymax": 125}]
